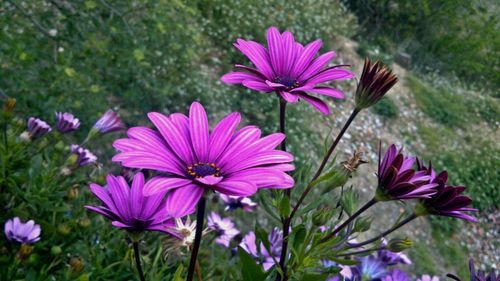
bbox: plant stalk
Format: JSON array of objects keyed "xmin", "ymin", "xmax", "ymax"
[
  {"xmin": 186, "ymin": 196, "xmax": 207, "ymax": 281},
  {"xmin": 133, "ymin": 242, "xmax": 146, "ymax": 281}
]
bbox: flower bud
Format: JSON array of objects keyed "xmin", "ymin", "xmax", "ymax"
[
  {"xmin": 69, "ymin": 256, "xmax": 85, "ymax": 275},
  {"xmin": 78, "ymin": 218, "xmax": 91, "ymax": 228},
  {"xmin": 316, "ymin": 149, "xmax": 367, "ymax": 193},
  {"xmin": 312, "ymin": 208, "xmax": 332, "ymax": 226},
  {"xmin": 353, "ymin": 216, "xmax": 372, "ymax": 233},
  {"xmin": 355, "ymin": 58, "xmax": 398, "ymax": 110},
  {"xmin": 387, "ymin": 238, "xmax": 413, "ymax": 252},
  {"xmin": 57, "ymin": 224, "xmax": 71, "ymax": 236},
  {"xmin": 67, "ymin": 186, "xmax": 79, "ymax": 200},
  {"xmin": 51, "ymin": 245, "xmax": 63, "ymax": 255},
  {"xmin": 4, "ymin": 98, "xmax": 16, "ymax": 112},
  {"xmin": 17, "ymin": 244, "xmax": 34, "ymax": 260}
]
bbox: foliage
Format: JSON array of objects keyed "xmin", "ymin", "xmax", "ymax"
[{"xmin": 371, "ymin": 97, "xmax": 399, "ymax": 119}]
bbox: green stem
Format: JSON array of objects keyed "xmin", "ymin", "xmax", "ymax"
[
  {"xmin": 133, "ymin": 242, "xmax": 145, "ymax": 281},
  {"xmin": 186, "ymin": 196, "xmax": 206, "ymax": 281}
]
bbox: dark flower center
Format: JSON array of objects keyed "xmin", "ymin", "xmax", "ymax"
[
  {"xmin": 274, "ymin": 76, "xmax": 299, "ymax": 89},
  {"xmin": 187, "ymin": 162, "xmax": 221, "ymax": 178}
]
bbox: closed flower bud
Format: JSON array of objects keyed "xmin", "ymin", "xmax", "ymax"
[
  {"xmin": 4, "ymin": 98, "xmax": 16, "ymax": 112},
  {"xmin": 57, "ymin": 224, "xmax": 71, "ymax": 236},
  {"xmin": 51, "ymin": 245, "xmax": 62, "ymax": 255},
  {"xmin": 69, "ymin": 256, "xmax": 85, "ymax": 275},
  {"xmin": 387, "ymin": 238, "xmax": 413, "ymax": 252},
  {"xmin": 355, "ymin": 58, "xmax": 398, "ymax": 110},
  {"xmin": 353, "ymin": 216, "xmax": 372, "ymax": 233},
  {"xmin": 67, "ymin": 186, "xmax": 79, "ymax": 200},
  {"xmin": 316, "ymin": 148, "xmax": 367, "ymax": 193},
  {"xmin": 18, "ymin": 244, "xmax": 34, "ymax": 260},
  {"xmin": 78, "ymin": 218, "xmax": 91, "ymax": 228},
  {"xmin": 312, "ymin": 208, "xmax": 332, "ymax": 226}
]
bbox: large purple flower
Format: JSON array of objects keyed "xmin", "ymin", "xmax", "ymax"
[
  {"xmin": 85, "ymin": 173, "xmax": 176, "ymax": 234},
  {"xmin": 376, "ymin": 144, "xmax": 438, "ymax": 201},
  {"xmin": 207, "ymin": 212, "xmax": 240, "ymax": 247},
  {"xmin": 113, "ymin": 102, "xmax": 294, "ymax": 217},
  {"xmin": 221, "ymin": 27, "xmax": 354, "ymax": 115},
  {"xmin": 4, "ymin": 217, "xmax": 41, "ymax": 244}
]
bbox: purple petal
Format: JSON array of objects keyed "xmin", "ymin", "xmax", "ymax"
[
  {"xmin": 223, "ymin": 151, "xmax": 294, "ymax": 174},
  {"xmin": 195, "ymin": 175, "xmax": 223, "ymax": 186},
  {"xmin": 306, "ymin": 87, "xmax": 345, "ymax": 99},
  {"xmin": 298, "ymin": 51, "xmax": 336, "ymax": 81},
  {"xmin": 267, "ymin": 27, "xmax": 283, "ymax": 75},
  {"xmin": 189, "ymin": 102, "xmax": 210, "ymax": 162},
  {"xmin": 306, "ymin": 68, "xmax": 354, "ymax": 85},
  {"xmin": 216, "ymin": 126, "xmax": 261, "ymax": 165},
  {"xmin": 214, "ymin": 180, "xmax": 257, "ymax": 196},
  {"xmin": 130, "ymin": 173, "xmax": 145, "ymax": 218},
  {"xmin": 234, "ymin": 39, "xmax": 274, "ymax": 79},
  {"xmin": 221, "ymin": 72, "xmax": 262, "ymax": 84},
  {"xmin": 208, "ymin": 112, "xmax": 241, "ymax": 162},
  {"xmin": 143, "ymin": 176, "xmax": 192, "ymax": 196},
  {"xmin": 280, "ymin": 91, "xmax": 299, "ymax": 103},
  {"xmin": 88, "ymin": 183, "xmax": 121, "ymax": 219},
  {"xmin": 226, "ymin": 168, "xmax": 294, "ymax": 189},
  {"xmin": 242, "ymin": 80, "xmax": 275, "ymax": 92},
  {"xmin": 298, "ymin": 93, "xmax": 330, "ymax": 115},
  {"xmin": 166, "ymin": 185, "xmax": 204, "ymax": 218},
  {"xmin": 290, "ymin": 39, "xmax": 322, "ymax": 78}
]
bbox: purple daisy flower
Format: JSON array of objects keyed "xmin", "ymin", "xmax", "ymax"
[
  {"xmin": 27, "ymin": 117, "xmax": 52, "ymax": 138},
  {"xmin": 355, "ymin": 58, "xmax": 398, "ymax": 110},
  {"xmin": 55, "ymin": 112, "xmax": 80, "ymax": 133},
  {"xmin": 113, "ymin": 101, "xmax": 294, "ymax": 218},
  {"xmin": 221, "ymin": 26, "xmax": 354, "ymax": 115},
  {"xmin": 219, "ymin": 194, "xmax": 257, "ymax": 212},
  {"xmin": 70, "ymin": 144, "xmax": 97, "ymax": 167},
  {"xmin": 376, "ymin": 144, "xmax": 438, "ymax": 201},
  {"xmin": 353, "ymin": 256, "xmax": 387, "ymax": 281},
  {"xmin": 93, "ymin": 109, "xmax": 125, "ymax": 134},
  {"xmin": 207, "ymin": 212, "xmax": 240, "ymax": 247},
  {"xmin": 240, "ymin": 228, "xmax": 283, "ymax": 271},
  {"xmin": 4, "ymin": 217, "xmax": 41, "ymax": 244},
  {"xmin": 85, "ymin": 173, "xmax": 176, "ymax": 234},
  {"xmin": 384, "ymin": 269, "xmax": 410, "ymax": 281}
]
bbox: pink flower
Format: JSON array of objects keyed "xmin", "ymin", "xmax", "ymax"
[
  {"xmin": 113, "ymin": 102, "xmax": 294, "ymax": 217},
  {"xmin": 207, "ymin": 212, "xmax": 239, "ymax": 247},
  {"xmin": 221, "ymin": 26, "xmax": 353, "ymax": 115}
]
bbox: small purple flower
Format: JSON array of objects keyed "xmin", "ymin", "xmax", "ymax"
[
  {"xmin": 71, "ymin": 144, "xmax": 97, "ymax": 167},
  {"xmin": 113, "ymin": 102, "xmax": 294, "ymax": 218},
  {"xmin": 417, "ymin": 275, "xmax": 439, "ymax": 281},
  {"xmin": 55, "ymin": 112, "xmax": 80, "ymax": 133},
  {"xmin": 207, "ymin": 212, "xmax": 240, "ymax": 247},
  {"xmin": 447, "ymin": 259, "xmax": 499, "ymax": 281},
  {"xmin": 323, "ymin": 260, "xmax": 353, "ymax": 281},
  {"xmin": 384, "ymin": 269, "xmax": 410, "ymax": 281},
  {"xmin": 417, "ymin": 162, "xmax": 477, "ymax": 222},
  {"xmin": 219, "ymin": 194, "xmax": 257, "ymax": 212},
  {"xmin": 353, "ymin": 256, "xmax": 387, "ymax": 281},
  {"xmin": 4, "ymin": 217, "xmax": 41, "ymax": 244},
  {"xmin": 221, "ymin": 26, "xmax": 354, "ymax": 115},
  {"xmin": 85, "ymin": 173, "xmax": 176, "ymax": 234},
  {"xmin": 93, "ymin": 109, "xmax": 125, "ymax": 134},
  {"xmin": 378, "ymin": 249, "xmax": 412, "ymax": 266},
  {"xmin": 27, "ymin": 117, "xmax": 51, "ymax": 138},
  {"xmin": 240, "ymin": 228, "xmax": 283, "ymax": 271},
  {"xmin": 376, "ymin": 144, "xmax": 438, "ymax": 201},
  {"xmin": 355, "ymin": 58, "xmax": 398, "ymax": 110}
]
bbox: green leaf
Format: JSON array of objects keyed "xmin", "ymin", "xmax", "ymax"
[
  {"xmin": 257, "ymin": 192, "xmax": 280, "ymax": 222},
  {"xmin": 296, "ymin": 197, "xmax": 325, "ymax": 217},
  {"xmin": 255, "ymin": 224, "xmax": 270, "ymax": 251},
  {"xmin": 279, "ymin": 195, "xmax": 290, "ymax": 218},
  {"xmin": 238, "ymin": 247, "xmax": 265, "ymax": 281},
  {"xmin": 172, "ymin": 264, "xmax": 184, "ymax": 281},
  {"xmin": 291, "ymin": 225, "xmax": 307, "ymax": 255},
  {"xmin": 133, "ymin": 49, "xmax": 145, "ymax": 62},
  {"xmin": 328, "ymin": 257, "xmax": 359, "ymax": 266},
  {"xmin": 300, "ymin": 272, "xmax": 329, "ymax": 281}
]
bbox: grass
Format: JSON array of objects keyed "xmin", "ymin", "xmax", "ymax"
[{"xmin": 371, "ymin": 97, "xmax": 399, "ymax": 119}]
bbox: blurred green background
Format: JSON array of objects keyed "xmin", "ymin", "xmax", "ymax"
[{"xmin": 1, "ymin": 0, "xmax": 498, "ymax": 279}]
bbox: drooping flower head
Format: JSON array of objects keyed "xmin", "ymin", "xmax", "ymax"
[
  {"xmin": 70, "ymin": 144, "xmax": 97, "ymax": 167},
  {"xmin": 416, "ymin": 161, "xmax": 477, "ymax": 222},
  {"xmin": 221, "ymin": 27, "xmax": 354, "ymax": 115},
  {"xmin": 4, "ymin": 217, "xmax": 41, "ymax": 244},
  {"xmin": 355, "ymin": 58, "xmax": 398, "ymax": 110},
  {"xmin": 93, "ymin": 109, "xmax": 125, "ymax": 134},
  {"xmin": 207, "ymin": 212, "xmax": 240, "ymax": 247},
  {"xmin": 163, "ymin": 217, "xmax": 209, "ymax": 258},
  {"xmin": 240, "ymin": 228, "xmax": 283, "ymax": 271},
  {"xmin": 219, "ymin": 194, "xmax": 257, "ymax": 212},
  {"xmin": 85, "ymin": 173, "xmax": 175, "ymax": 234},
  {"xmin": 376, "ymin": 144, "xmax": 438, "ymax": 201},
  {"xmin": 383, "ymin": 269, "xmax": 410, "ymax": 281},
  {"xmin": 113, "ymin": 102, "xmax": 294, "ymax": 218},
  {"xmin": 55, "ymin": 112, "xmax": 80, "ymax": 133},
  {"xmin": 353, "ymin": 256, "xmax": 387, "ymax": 281},
  {"xmin": 27, "ymin": 117, "xmax": 52, "ymax": 138},
  {"xmin": 418, "ymin": 275, "xmax": 440, "ymax": 281},
  {"xmin": 447, "ymin": 259, "xmax": 499, "ymax": 281}
]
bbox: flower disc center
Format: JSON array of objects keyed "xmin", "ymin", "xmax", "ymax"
[
  {"xmin": 274, "ymin": 76, "xmax": 299, "ymax": 89},
  {"xmin": 187, "ymin": 163, "xmax": 221, "ymax": 178}
]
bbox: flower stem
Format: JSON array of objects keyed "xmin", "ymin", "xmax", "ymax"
[
  {"xmin": 277, "ymin": 97, "xmax": 290, "ymax": 281},
  {"xmin": 336, "ymin": 247, "xmax": 382, "ymax": 257},
  {"xmin": 187, "ymin": 196, "xmax": 207, "ymax": 281},
  {"xmin": 133, "ymin": 242, "xmax": 145, "ymax": 281},
  {"xmin": 320, "ymin": 197, "xmax": 377, "ymax": 244},
  {"xmin": 290, "ymin": 108, "xmax": 360, "ymax": 220},
  {"xmin": 348, "ymin": 213, "xmax": 418, "ymax": 248}
]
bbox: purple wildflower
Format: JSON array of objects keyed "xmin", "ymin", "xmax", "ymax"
[
  {"xmin": 447, "ymin": 259, "xmax": 499, "ymax": 281},
  {"xmin": 27, "ymin": 117, "xmax": 51, "ymax": 138},
  {"xmin": 384, "ymin": 269, "xmax": 410, "ymax": 281},
  {"xmin": 219, "ymin": 194, "xmax": 257, "ymax": 212},
  {"xmin": 418, "ymin": 275, "xmax": 440, "ymax": 281},
  {"xmin": 378, "ymin": 239, "xmax": 412, "ymax": 265},
  {"xmin": 55, "ymin": 112, "xmax": 80, "ymax": 133},
  {"xmin": 352, "ymin": 256, "xmax": 387, "ymax": 281},
  {"xmin": 113, "ymin": 101, "xmax": 294, "ymax": 218},
  {"xmin": 93, "ymin": 109, "xmax": 125, "ymax": 134},
  {"xmin": 323, "ymin": 260, "xmax": 353, "ymax": 281},
  {"xmin": 221, "ymin": 26, "xmax": 354, "ymax": 115},
  {"xmin": 4, "ymin": 217, "xmax": 41, "ymax": 244},
  {"xmin": 85, "ymin": 173, "xmax": 176, "ymax": 234},
  {"xmin": 207, "ymin": 212, "xmax": 240, "ymax": 247},
  {"xmin": 355, "ymin": 58, "xmax": 398, "ymax": 110},
  {"xmin": 240, "ymin": 228, "xmax": 283, "ymax": 271},
  {"xmin": 376, "ymin": 144, "xmax": 438, "ymax": 201},
  {"xmin": 417, "ymin": 162, "xmax": 477, "ymax": 222},
  {"xmin": 71, "ymin": 144, "xmax": 97, "ymax": 167}
]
